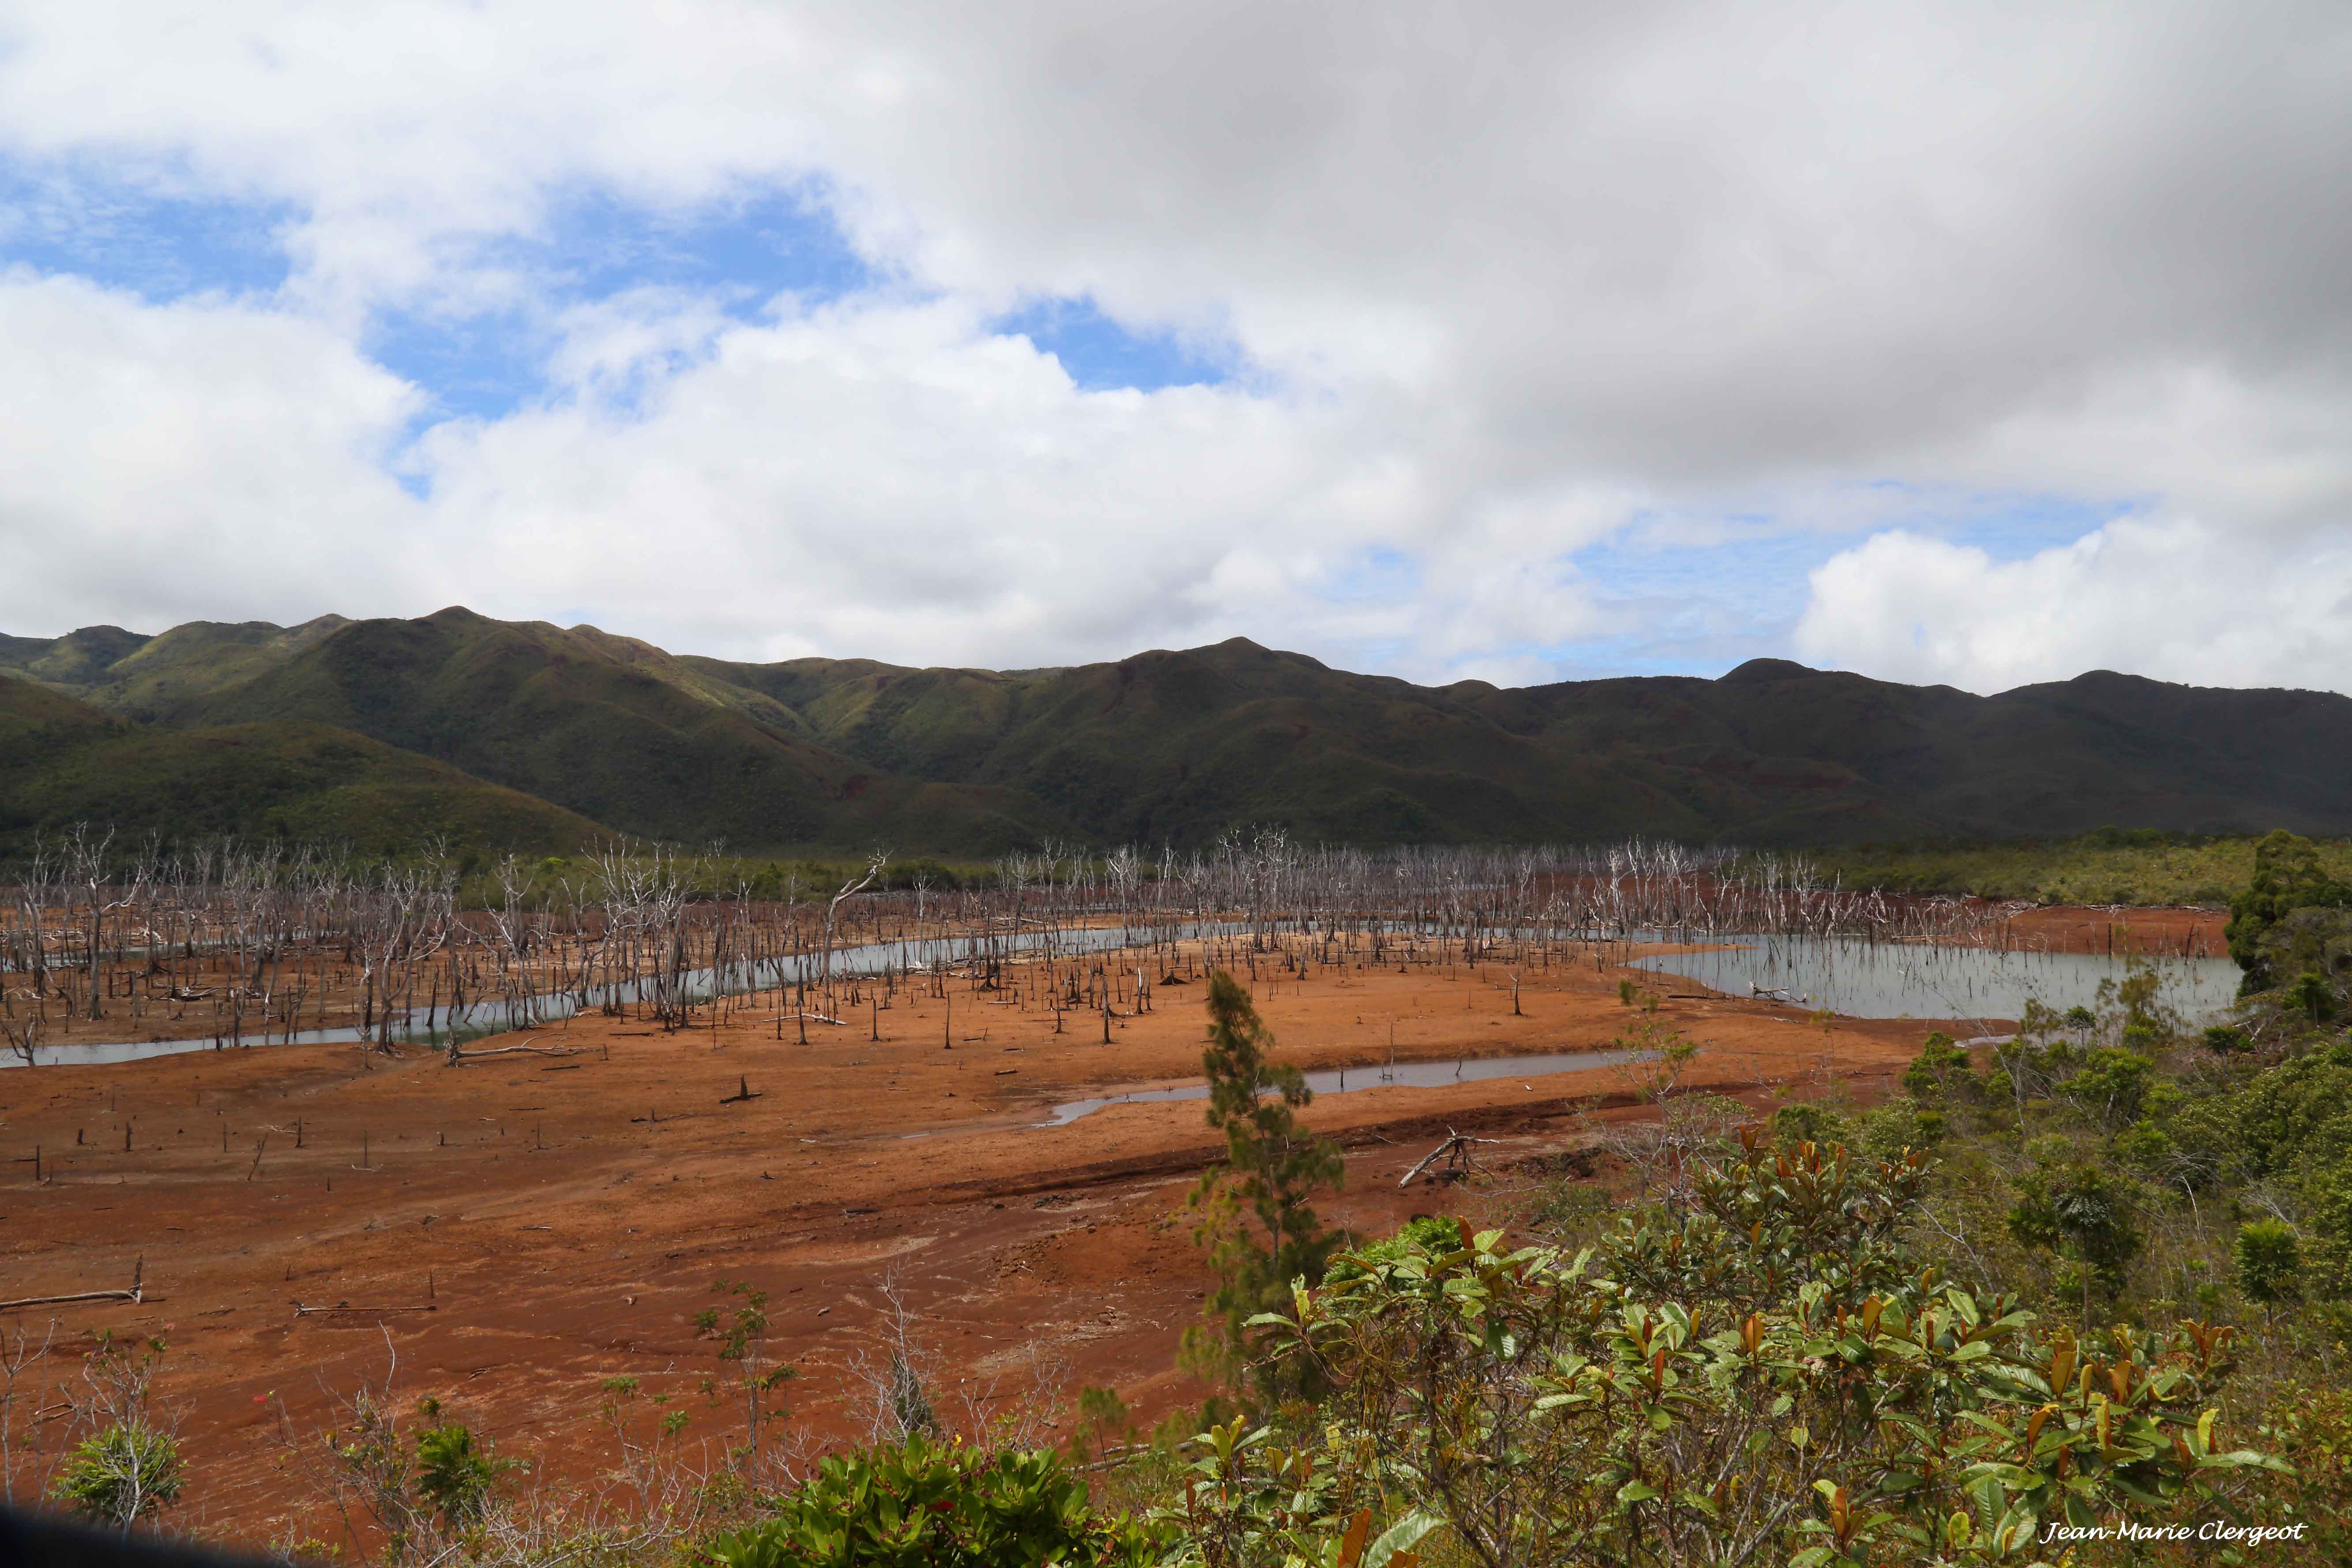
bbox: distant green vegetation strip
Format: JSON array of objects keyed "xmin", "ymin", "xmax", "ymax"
[{"xmin": 1793, "ymin": 828, "xmax": 2352, "ymax": 907}]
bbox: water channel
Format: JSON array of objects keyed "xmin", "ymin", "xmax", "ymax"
[
  {"xmin": 0, "ymin": 922, "xmax": 1203, "ymax": 1070},
  {"xmin": 1039, "ymin": 1046, "xmax": 1660, "ymax": 1126}
]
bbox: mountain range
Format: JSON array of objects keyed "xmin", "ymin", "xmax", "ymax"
[{"xmin": 4, "ymin": 607, "xmax": 2347, "ymax": 858}]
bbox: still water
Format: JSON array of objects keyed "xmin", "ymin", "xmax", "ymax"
[
  {"xmin": 1632, "ymin": 935, "xmax": 2239, "ymax": 1027},
  {"xmin": 1039, "ymin": 1046, "xmax": 1660, "ymax": 1126},
  {"xmin": 8, "ymin": 927, "xmax": 2240, "ymax": 1072},
  {"xmin": 0, "ymin": 922, "xmax": 1206, "ymax": 1069}
]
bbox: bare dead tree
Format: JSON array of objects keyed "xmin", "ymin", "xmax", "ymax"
[{"xmin": 818, "ymin": 849, "xmax": 888, "ymax": 1003}]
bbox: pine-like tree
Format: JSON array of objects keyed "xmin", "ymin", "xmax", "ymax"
[{"xmin": 1182, "ymin": 970, "xmax": 1344, "ymax": 1398}]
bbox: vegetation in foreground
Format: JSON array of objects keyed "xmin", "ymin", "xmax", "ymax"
[{"xmin": 17, "ymin": 834, "xmax": 2352, "ymax": 1563}]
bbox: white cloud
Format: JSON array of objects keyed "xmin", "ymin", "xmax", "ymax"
[
  {"xmin": 0, "ymin": 270, "xmax": 1614, "ymax": 675},
  {"xmin": 0, "ymin": 3, "xmax": 2347, "ymax": 686},
  {"xmin": 413, "ymin": 293, "xmax": 1576, "ymax": 670},
  {"xmin": 1794, "ymin": 516, "xmax": 2352, "ymax": 694},
  {"xmin": 0, "ymin": 271, "xmax": 430, "ymax": 631}
]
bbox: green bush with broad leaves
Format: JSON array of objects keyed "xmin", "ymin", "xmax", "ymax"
[
  {"xmin": 696, "ymin": 1434, "xmax": 1167, "ymax": 1568},
  {"xmin": 1164, "ymin": 1418, "xmax": 1442, "ymax": 1568},
  {"xmin": 1200, "ymin": 1131, "xmax": 2281, "ymax": 1568},
  {"xmin": 2261, "ymin": 1384, "xmax": 2352, "ymax": 1560},
  {"xmin": 1323, "ymin": 1215, "xmax": 1462, "ymax": 1285}
]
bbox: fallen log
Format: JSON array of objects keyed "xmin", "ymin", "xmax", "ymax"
[
  {"xmin": 0, "ymin": 1258, "xmax": 143, "ymax": 1313},
  {"xmin": 293, "ymin": 1302, "xmax": 436, "ymax": 1317},
  {"xmin": 448, "ymin": 1039, "xmax": 582, "ymax": 1064}
]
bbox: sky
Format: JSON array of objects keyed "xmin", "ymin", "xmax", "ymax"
[{"xmin": 1, "ymin": 3, "xmax": 2348, "ymax": 695}]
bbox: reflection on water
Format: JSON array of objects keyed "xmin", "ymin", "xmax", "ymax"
[
  {"xmin": 1041, "ymin": 1046, "xmax": 1658, "ymax": 1125},
  {"xmin": 1, "ymin": 1024, "xmax": 377, "ymax": 1070},
  {"xmin": 3, "ymin": 923, "xmax": 1227, "ymax": 1070},
  {"xmin": 1632, "ymin": 936, "xmax": 2239, "ymax": 1026},
  {"xmin": 13, "ymin": 923, "xmax": 2243, "ymax": 1072}
]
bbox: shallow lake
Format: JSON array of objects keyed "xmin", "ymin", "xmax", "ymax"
[
  {"xmin": 1630, "ymin": 935, "xmax": 2239, "ymax": 1027},
  {"xmin": 9, "ymin": 925, "xmax": 2244, "ymax": 1071}
]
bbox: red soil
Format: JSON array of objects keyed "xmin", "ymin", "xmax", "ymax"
[
  {"xmin": 0, "ymin": 924, "xmax": 2145, "ymax": 1547},
  {"xmin": 2001, "ymin": 902, "xmax": 2226, "ymax": 958}
]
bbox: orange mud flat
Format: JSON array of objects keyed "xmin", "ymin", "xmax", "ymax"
[
  {"xmin": 2002, "ymin": 902, "xmax": 2225, "ymax": 958},
  {"xmin": 2, "ymin": 944, "xmax": 2041, "ymax": 1547}
]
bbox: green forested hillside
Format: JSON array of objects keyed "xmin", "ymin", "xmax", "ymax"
[
  {"xmin": 687, "ymin": 640, "xmax": 2352, "ymax": 846},
  {"xmin": 0, "ymin": 677, "xmax": 601, "ymax": 855},
  {"xmin": 7, "ymin": 607, "xmax": 2352, "ymax": 856},
  {"xmin": 169, "ymin": 608, "xmax": 1062, "ymax": 852},
  {"xmin": 0, "ymin": 615, "xmax": 349, "ymax": 718}
]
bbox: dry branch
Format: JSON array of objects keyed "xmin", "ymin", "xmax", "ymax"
[
  {"xmin": 0, "ymin": 1258, "xmax": 143, "ymax": 1312},
  {"xmin": 1399, "ymin": 1129, "xmax": 1498, "ymax": 1187},
  {"xmin": 447, "ymin": 1036, "xmax": 582, "ymax": 1064}
]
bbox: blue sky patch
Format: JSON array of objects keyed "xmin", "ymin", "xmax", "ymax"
[
  {"xmin": 0, "ymin": 154, "xmax": 294, "ymax": 299},
  {"xmin": 516, "ymin": 182, "xmax": 879, "ymax": 313},
  {"xmin": 992, "ymin": 296, "xmax": 1233, "ymax": 392},
  {"xmin": 370, "ymin": 183, "xmax": 886, "ymax": 423}
]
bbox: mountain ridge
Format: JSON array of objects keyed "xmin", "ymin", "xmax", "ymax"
[{"xmin": 4, "ymin": 609, "xmax": 2347, "ymax": 855}]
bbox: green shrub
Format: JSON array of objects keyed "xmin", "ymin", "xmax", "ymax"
[
  {"xmin": 1852, "ymin": 1099, "xmax": 1940, "ymax": 1161},
  {"xmin": 1229, "ymin": 1133, "xmax": 2283, "ymax": 1568},
  {"xmin": 2306, "ymin": 1165, "xmax": 2352, "ymax": 1300},
  {"xmin": 2262, "ymin": 1384, "xmax": 2352, "ymax": 1560},
  {"xmin": 1769, "ymin": 1099, "xmax": 1852, "ymax": 1150},
  {"xmin": 2288, "ymin": 970, "xmax": 2338, "ymax": 1024},
  {"xmin": 2057, "ymin": 1047, "xmax": 2155, "ymax": 1131},
  {"xmin": 413, "ymin": 1422, "xmax": 513, "ymax": 1530},
  {"xmin": 51, "ymin": 1420, "xmax": 182, "ymax": 1529},
  {"xmin": 1519, "ymin": 1174, "xmax": 1617, "ymax": 1242},
  {"xmin": 2007, "ymin": 1159, "xmax": 2144, "ymax": 1313},
  {"xmin": 1324, "ymin": 1215, "xmax": 1464, "ymax": 1284},
  {"xmin": 699, "ymin": 1436, "xmax": 1164, "ymax": 1568},
  {"xmin": 1900, "ymin": 1030, "xmax": 1972, "ymax": 1101},
  {"xmin": 2235, "ymin": 1220, "xmax": 2303, "ymax": 1305}
]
